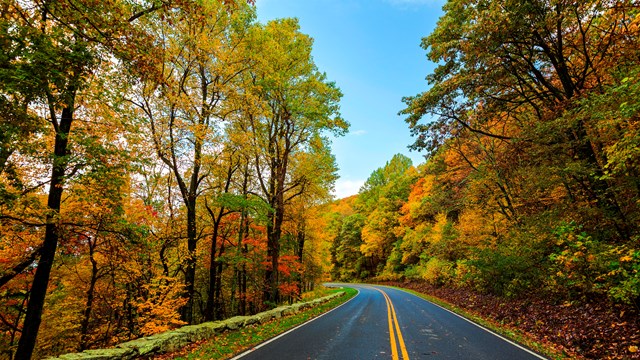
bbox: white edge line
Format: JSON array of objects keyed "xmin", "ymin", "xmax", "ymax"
[
  {"xmin": 379, "ymin": 285, "xmax": 548, "ymax": 360},
  {"xmin": 229, "ymin": 288, "xmax": 361, "ymax": 360}
]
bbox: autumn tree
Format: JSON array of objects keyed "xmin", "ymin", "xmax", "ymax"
[
  {"xmin": 1, "ymin": 0, "xmax": 349, "ymax": 356},
  {"xmin": 316, "ymin": 196, "xmax": 356, "ymax": 280},
  {"xmin": 200, "ymin": 143, "xmax": 257, "ymax": 321},
  {"xmin": 279, "ymin": 136, "xmax": 339, "ymax": 296},
  {"xmin": 387, "ymin": 0, "xmax": 640, "ymax": 300},
  {"xmin": 402, "ymin": 0, "xmax": 640, "ymax": 241},
  {"xmin": 0, "ymin": 0, "xmax": 187, "ymax": 357},
  {"xmin": 237, "ymin": 18, "xmax": 347, "ymax": 305},
  {"xmin": 129, "ymin": 0, "xmax": 255, "ymax": 323},
  {"xmin": 324, "ymin": 0, "xmax": 639, "ymax": 305}
]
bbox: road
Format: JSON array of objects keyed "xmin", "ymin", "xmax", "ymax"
[{"xmin": 231, "ymin": 284, "xmax": 546, "ymax": 360}]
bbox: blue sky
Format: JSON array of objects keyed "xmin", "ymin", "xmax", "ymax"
[{"xmin": 256, "ymin": 0, "xmax": 445, "ymax": 198}]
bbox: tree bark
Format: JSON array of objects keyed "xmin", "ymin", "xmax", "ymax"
[
  {"xmin": 80, "ymin": 238, "xmax": 99, "ymax": 351},
  {"xmin": 15, "ymin": 104, "xmax": 73, "ymax": 360},
  {"xmin": 295, "ymin": 221, "xmax": 305, "ymax": 295},
  {"xmin": 181, "ymin": 202, "xmax": 197, "ymax": 324}
]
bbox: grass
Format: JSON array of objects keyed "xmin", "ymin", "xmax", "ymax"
[
  {"xmin": 380, "ymin": 285, "xmax": 569, "ymax": 360},
  {"xmin": 171, "ymin": 287, "xmax": 358, "ymax": 360}
]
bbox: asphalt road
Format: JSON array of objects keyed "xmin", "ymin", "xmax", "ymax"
[{"xmin": 231, "ymin": 284, "xmax": 546, "ymax": 360}]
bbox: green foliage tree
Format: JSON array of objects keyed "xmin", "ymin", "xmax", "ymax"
[
  {"xmin": 358, "ymin": 154, "xmax": 416, "ymax": 275},
  {"xmin": 236, "ymin": 18, "xmax": 347, "ymax": 305},
  {"xmin": 330, "ymin": 214, "xmax": 367, "ymax": 280}
]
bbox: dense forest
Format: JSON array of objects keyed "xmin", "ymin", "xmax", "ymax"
[
  {"xmin": 2, "ymin": 0, "xmax": 640, "ymax": 359},
  {"xmin": 0, "ymin": 0, "xmax": 347, "ymax": 358},
  {"xmin": 325, "ymin": 0, "xmax": 640, "ymax": 324}
]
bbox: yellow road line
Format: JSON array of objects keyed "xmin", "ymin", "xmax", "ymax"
[
  {"xmin": 384, "ymin": 291, "xmax": 399, "ymax": 360},
  {"xmin": 386, "ymin": 291, "xmax": 410, "ymax": 360},
  {"xmin": 372, "ymin": 287, "xmax": 410, "ymax": 360}
]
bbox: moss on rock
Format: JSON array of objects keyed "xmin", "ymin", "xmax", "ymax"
[{"xmin": 46, "ymin": 291, "xmax": 345, "ymax": 360}]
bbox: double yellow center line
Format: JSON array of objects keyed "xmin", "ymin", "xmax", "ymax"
[{"xmin": 373, "ymin": 287, "xmax": 410, "ymax": 360}]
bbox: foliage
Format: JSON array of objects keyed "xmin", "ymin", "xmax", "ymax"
[
  {"xmin": 324, "ymin": 0, "xmax": 640, "ymax": 315},
  {"xmin": 227, "ymin": 16, "xmax": 347, "ymax": 305},
  {"xmin": 548, "ymin": 223, "xmax": 640, "ymax": 304},
  {"xmin": 0, "ymin": 0, "xmax": 344, "ymax": 357},
  {"xmin": 330, "ymin": 214, "xmax": 368, "ymax": 281},
  {"xmin": 2, "ymin": 0, "xmax": 640, "ymax": 357}
]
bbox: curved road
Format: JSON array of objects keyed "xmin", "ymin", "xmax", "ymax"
[{"xmin": 232, "ymin": 284, "xmax": 545, "ymax": 360}]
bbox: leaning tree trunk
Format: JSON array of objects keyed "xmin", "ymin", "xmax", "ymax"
[{"xmin": 15, "ymin": 104, "xmax": 74, "ymax": 360}]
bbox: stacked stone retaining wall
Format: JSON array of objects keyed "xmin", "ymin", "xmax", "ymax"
[{"xmin": 46, "ymin": 291, "xmax": 345, "ymax": 360}]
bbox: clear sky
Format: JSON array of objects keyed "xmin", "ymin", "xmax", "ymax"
[{"xmin": 256, "ymin": 0, "xmax": 445, "ymax": 199}]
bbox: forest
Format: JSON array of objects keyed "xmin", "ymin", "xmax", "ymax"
[
  {"xmin": 327, "ymin": 0, "xmax": 640, "ymax": 302},
  {"xmin": 0, "ymin": 0, "xmax": 348, "ymax": 358},
  {"xmin": 321, "ymin": 0, "xmax": 640, "ymax": 357},
  {"xmin": 2, "ymin": 0, "xmax": 640, "ymax": 359}
]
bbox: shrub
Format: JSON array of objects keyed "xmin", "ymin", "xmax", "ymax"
[
  {"xmin": 420, "ymin": 257, "xmax": 454, "ymax": 286},
  {"xmin": 547, "ymin": 223, "xmax": 640, "ymax": 305},
  {"xmin": 468, "ymin": 240, "xmax": 546, "ymax": 298}
]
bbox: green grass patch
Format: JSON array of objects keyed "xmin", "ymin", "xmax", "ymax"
[
  {"xmin": 299, "ymin": 285, "xmax": 338, "ymax": 301},
  {"xmin": 380, "ymin": 285, "xmax": 567, "ymax": 360},
  {"xmin": 174, "ymin": 287, "xmax": 357, "ymax": 360}
]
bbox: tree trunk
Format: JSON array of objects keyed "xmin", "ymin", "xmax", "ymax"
[
  {"xmin": 295, "ymin": 222, "xmax": 305, "ymax": 296},
  {"xmin": 204, "ymin": 215, "xmax": 221, "ymax": 321},
  {"xmin": 264, "ymin": 202, "xmax": 283, "ymax": 306},
  {"xmin": 571, "ymin": 120, "xmax": 630, "ymax": 240},
  {"xmin": 213, "ymin": 246, "xmax": 224, "ymax": 319},
  {"xmin": 182, "ymin": 203, "xmax": 197, "ymax": 324},
  {"xmin": 80, "ymin": 239, "xmax": 99, "ymax": 351},
  {"xmin": 15, "ymin": 105, "xmax": 73, "ymax": 360},
  {"xmin": 234, "ymin": 207, "xmax": 250, "ymax": 316},
  {"xmin": 240, "ymin": 254, "xmax": 247, "ymax": 315}
]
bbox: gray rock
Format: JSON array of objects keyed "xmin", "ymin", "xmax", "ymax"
[
  {"xmin": 116, "ymin": 337, "xmax": 161, "ymax": 356},
  {"xmin": 223, "ymin": 316, "xmax": 248, "ymax": 330},
  {"xmin": 46, "ymin": 347, "xmax": 136, "ymax": 360},
  {"xmin": 256, "ymin": 311, "xmax": 273, "ymax": 323},
  {"xmin": 243, "ymin": 315, "xmax": 261, "ymax": 327}
]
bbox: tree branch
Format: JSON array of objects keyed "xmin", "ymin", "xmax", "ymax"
[{"xmin": 0, "ymin": 246, "xmax": 42, "ymax": 288}]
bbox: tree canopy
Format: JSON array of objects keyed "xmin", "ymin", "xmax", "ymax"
[
  {"xmin": 327, "ymin": 0, "xmax": 640, "ymax": 318},
  {"xmin": 0, "ymin": 1, "xmax": 345, "ymax": 358}
]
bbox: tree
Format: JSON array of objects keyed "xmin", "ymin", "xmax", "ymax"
[
  {"xmin": 357, "ymin": 154, "xmax": 415, "ymax": 274},
  {"xmin": 130, "ymin": 0, "xmax": 255, "ymax": 323},
  {"xmin": 1, "ymin": 0, "xmax": 350, "ymax": 356},
  {"xmin": 0, "ymin": 1, "xmax": 171, "ymax": 357},
  {"xmin": 401, "ymin": 0, "xmax": 640, "ymax": 241},
  {"xmin": 282, "ymin": 136, "xmax": 340, "ymax": 294},
  {"xmin": 201, "ymin": 145, "xmax": 245, "ymax": 321},
  {"xmin": 330, "ymin": 214, "xmax": 367, "ymax": 281},
  {"xmin": 237, "ymin": 18, "xmax": 347, "ymax": 304}
]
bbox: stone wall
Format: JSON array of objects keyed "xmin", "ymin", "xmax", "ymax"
[{"xmin": 46, "ymin": 291, "xmax": 345, "ymax": 360}]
